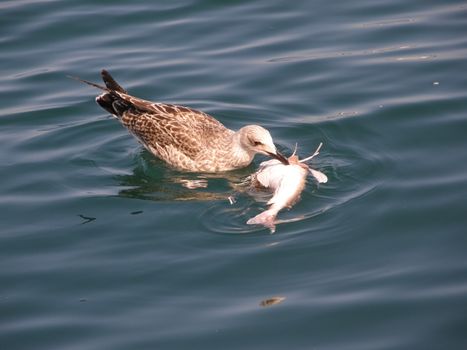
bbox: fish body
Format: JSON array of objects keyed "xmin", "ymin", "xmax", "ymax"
[{"xmin": 247, "ymin": 153, "xmax": 327, "ymax": 231}]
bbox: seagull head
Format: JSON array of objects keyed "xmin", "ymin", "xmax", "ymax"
[{"xmin": 239, "ymin": 125, "xmax": 289, "ymax": 165}]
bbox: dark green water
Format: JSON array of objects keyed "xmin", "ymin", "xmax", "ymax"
[{"xmin": 1, "ymin": 1, "xmax": 467, "ymax": 349}]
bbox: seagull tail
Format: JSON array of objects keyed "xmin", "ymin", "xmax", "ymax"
[
  {"xmin": 94, "ymin": 69, "xmax": 132, "ymax": 117},
  {"xmin": 95, "ymin": 92, "xmax": 132, "ymax": 118},
  {"xmin": 69, "ymin": 69, "xmax": 134, "ymax": 118},
  {"xmin": 67, "ymin": 74, "xmax": 108, "ymax": 91},
  {"xmin": 68, "ymin": 69, "xmax": 126, "ymax": 93}
]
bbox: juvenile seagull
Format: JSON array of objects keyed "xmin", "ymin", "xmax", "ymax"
[{"xmin": 72, "ymin": 70, "xmax": 288, "ymax": 172}]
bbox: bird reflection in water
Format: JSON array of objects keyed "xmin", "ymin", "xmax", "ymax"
[{"xmin": 115, "ymin": 151, "xmax": 253, "ymax": 202}]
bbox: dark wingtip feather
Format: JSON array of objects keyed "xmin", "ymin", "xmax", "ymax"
[
  {"xmin": 67, "ymin": 75, "xmax": 108, "ymax": 91},
  {"xmin": 101, "ymin": 69, "xmax": 127, "ymax": 93}
]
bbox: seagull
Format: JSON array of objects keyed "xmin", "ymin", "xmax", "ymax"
[{"xmin": 71, "ymin": 70, "xmax": 288, "ymax": 172}]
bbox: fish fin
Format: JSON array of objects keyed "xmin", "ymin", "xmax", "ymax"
[
  {"xmin": 247, "ymin": 209, "xmax": 277, "ymax": 231},
  {"xmin": 310, "ymin": 168, "xmax": 328, "ymax": 183},
  {"xmin": 291, "ymin": 143, "xmax": 298, "ymax": 156},
  {"xmin": 300, "ymin": 142, "xmax": 323, "ymax": 163}
]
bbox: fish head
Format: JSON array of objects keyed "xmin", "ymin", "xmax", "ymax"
[{"xmin": 240, "ymin": 125, "xmax": 289, "ymax": 164}]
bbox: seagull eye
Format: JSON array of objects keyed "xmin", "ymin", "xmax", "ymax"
[{"xmin": 247, "ymin": 136, "xmax": 263, "ymax": 147}]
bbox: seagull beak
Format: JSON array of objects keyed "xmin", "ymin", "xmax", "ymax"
[{"xmin": 266, "ymin": 150, "xmax": 289, "ymax": 165}]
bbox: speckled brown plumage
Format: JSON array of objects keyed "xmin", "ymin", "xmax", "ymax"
[{"xmin": 74, "ymin": 70, "xmax": 286, "ymax": 172}]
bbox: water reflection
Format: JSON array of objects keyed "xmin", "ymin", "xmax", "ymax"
[{"xmin": 115, "ymin": 151, "xmax": 254, "ymax": 202}]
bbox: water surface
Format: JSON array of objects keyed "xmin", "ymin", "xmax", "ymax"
[{"xmin": 1, "ymin": 0, "xmax": 467, "ymax": 349}]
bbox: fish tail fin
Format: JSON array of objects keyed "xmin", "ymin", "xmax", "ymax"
[{"xmin": 247, "ymin": 209, "xmax": 277, "ymax": 232}]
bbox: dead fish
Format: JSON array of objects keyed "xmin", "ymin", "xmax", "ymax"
[{"xmin": 247, "ymin": 143, "xmax": 327, "ymax": 231}]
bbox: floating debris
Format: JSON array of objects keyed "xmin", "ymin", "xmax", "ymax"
[
  {"xmin": 78, "ymin": 214, "xmax": 96, "ymax": 224},
  {"xmin": 260, "ymin": 296, "xmax": 286, "ymax": 307}
]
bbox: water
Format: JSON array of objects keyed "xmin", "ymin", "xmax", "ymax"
[{"xmin": 1, "ymin": 0, "xmax": 467, "ymax": 349}]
